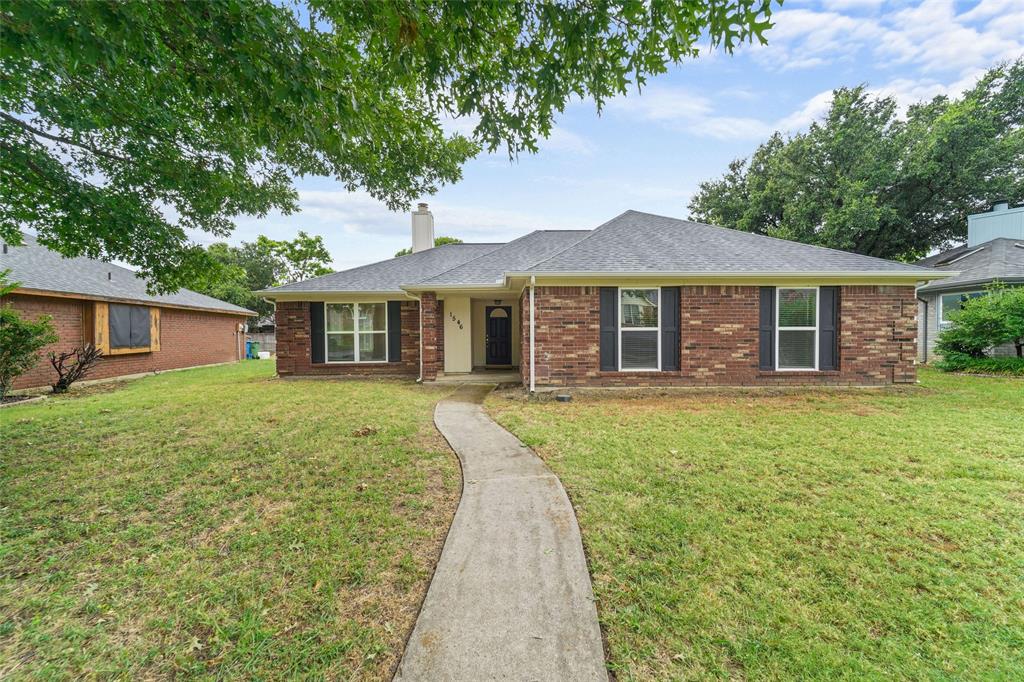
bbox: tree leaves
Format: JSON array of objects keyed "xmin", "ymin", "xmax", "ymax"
[
  {"xmin": 689, "ymin": 60, "xmax": 1024, "ymax": 261},
  {"xmin": 1, "ymin": 0, "xmax": 779, "ymax": 291}
]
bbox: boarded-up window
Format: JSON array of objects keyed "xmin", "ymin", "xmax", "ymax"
[{"xmin": 110, "ymin": 304, "xmax": 151, "ymax": 350}]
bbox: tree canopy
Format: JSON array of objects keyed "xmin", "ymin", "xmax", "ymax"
[
  {"xmin": 192, "ymin": 232, "xmax": 333, "ymax": 318},
  {"xmin": 1, "ymin": 0, "xmax": 779, "ymax": 292},
  {"xmin": 688, "ymin": 60, "xmax": 1024, "ymax": 261}
]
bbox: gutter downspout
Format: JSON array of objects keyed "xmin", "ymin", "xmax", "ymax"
[
  {"xmin": 916, "ymin": 294, "xmax": 928, "ymax": 364},
  {"xmin": 529, "ymin": 276, "xmax": 536, "ymax": 394}
]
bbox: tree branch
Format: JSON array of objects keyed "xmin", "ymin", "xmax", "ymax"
[{"xmin": 1, "ymin": 112, "xmax": 129, "ymax": 163}]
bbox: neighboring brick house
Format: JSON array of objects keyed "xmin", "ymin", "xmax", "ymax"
[
  {"xmin": 262, "ymin": 206, "xmax": 949, "ymax": 389},
  {"xmin": 1, "ymin": 234, "xmax": 253, "ymax": 390}
]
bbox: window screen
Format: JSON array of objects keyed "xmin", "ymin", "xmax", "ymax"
[
  {"xmin": 777, "ymin": 288, "xmax": 817, "ymax": 370},
  {"xmin": 109, "ymin": 304, "xmax": 151, "ymax": 349},
  {"xmin": 620, "ymin": 289, "xmax": 659, "ymax": 370}
]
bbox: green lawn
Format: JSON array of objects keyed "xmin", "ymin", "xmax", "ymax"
[
  {"xmin": 1, "ymin": 362, "xmax": 459, "ymax": 680},
  {"xmin": 487, "ymin": 370, "xmax": 1024, "ymax": 680}
]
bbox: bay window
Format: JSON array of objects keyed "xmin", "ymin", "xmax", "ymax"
[
  {"xmin": 776, "ymin": 287, "xmax": 817, "ymax": 370},
  {"xmin": 619, "ymin": 288, "xmax": 659, "ymax": 370},
  {"xmin": 326, "ymin": 302, "xmax": 387, "ymax": 362}
]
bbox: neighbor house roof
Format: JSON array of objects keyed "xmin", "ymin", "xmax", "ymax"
[
  {"xmin": 260, "ymin": 210, "xmax": 947, "ymax": 297},
  {"xmin": 917, "ymin": 238, "xmax": 1024, "ymax": 293},
  {"xmin": 1, "ymin": 234, "xmax": 254, "ymax": 315},
  {"xmin": 517, "ymin": 211, "xmax": 939, "ymax": 276}
]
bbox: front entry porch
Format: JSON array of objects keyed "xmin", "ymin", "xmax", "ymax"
[{"xmin": 438, "ymin": 293, "xmax": 521, "ymax": 377}]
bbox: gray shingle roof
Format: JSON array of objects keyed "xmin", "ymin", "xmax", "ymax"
[
  {"xmin": 261, "ymin": 243, "xmax": 501, "ymax": 294},
  {"xmin": 917, "ymin": 238, "xmax": 1024, "ymax": 293},
  {"xmin": 522, "ymin": 211, "xmax": 938, "ymax": 275},
  {"xmin": 1, "ymin": 234, "xmax": 253, "ymax": 314},
  {"xmin": 260, "ymin": 210, "xmax": 943, "ymax": 296},
  {"xmin": 414, "ymin": 230, "xmax": 589, "ymax": 287}
]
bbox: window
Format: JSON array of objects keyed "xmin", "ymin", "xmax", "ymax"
[
  {"xmin": 619, "ymin": 288, "xmax": 659, "ymax": 370},
  {"xmin": 326, "ymin": 302, "xmax": 386, "ymax": 362},
  {"xmin": 938, "ymin": 292, "xmax": 984, "ymax": 329},
  {"xmin": 776, "ymin": 288, "xmax": 817, "ymax": 370},
  {"xmin": 109, "ymin": 304, "xmax": 151, "ymax": 351}
]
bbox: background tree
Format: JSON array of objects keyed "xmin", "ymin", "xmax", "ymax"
[
  {"xmin": 0, "ymin": 271, "xmax": 58, "ymax": 399},
  {"xmin": 395, "ymin": 235, "xmax": 463, "ymax": 257},
  {"xmin": 1, "ymin": 0, "xmax": 779, "ymax": 292},
  {"xmin": 191, "ymin": 232, "xmax": 334, "ymax": 317},
  {"xmin": 689, "ymin": 60, "xmax": 1024, "ymax": 260},
  {"xmin": 276, "ymin": 231, "xmax": 333, "ymax": 282}
]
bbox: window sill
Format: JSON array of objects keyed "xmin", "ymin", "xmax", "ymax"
[
  {"xmin": 107, "ymin": 347, "xmax": 153, "ymax": 355},
  {"xmin": 758, "ymin": 369, "xmax": 840, "ymax": 376},
  {"xmin": 313, "ymin": 361, "xmax": 391, "ymax": 366}
]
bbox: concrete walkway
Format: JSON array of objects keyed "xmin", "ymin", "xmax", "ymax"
[{"xmin": 394, "ymin": 384, "xmax": 607, "ymax": 681}]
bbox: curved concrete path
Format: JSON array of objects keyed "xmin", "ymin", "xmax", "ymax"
[{"xmin": 394, "ymin": 384, "xmax": 607, "ymax": 681}]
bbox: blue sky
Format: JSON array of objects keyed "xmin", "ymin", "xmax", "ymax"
[{"xmin": 227, "ymin": 0, "xmax": 1024, "ymax": 271}]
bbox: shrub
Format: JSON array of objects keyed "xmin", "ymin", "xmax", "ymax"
[
  {"xmin": 0, "ymin": 272, "xmax": 59, "ymax": 399},
  {"xmin": 935, "ymin": 352, "xmax": 1024, "ymax": 376},
  {"xmin": 934, "ymin": 283, "xmax": 1024, "ymax": 360},
  {"xmin": 49, "ymin": 345, "xmax": 103, "ymax": 393}
]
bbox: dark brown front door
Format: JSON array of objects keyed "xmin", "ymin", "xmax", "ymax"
[{"xmin": 485, "ymin": 306, "xmax": 512, "ymax": 365}]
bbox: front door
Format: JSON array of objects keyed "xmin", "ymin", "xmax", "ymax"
[{"xmin": 485, "ymin": 306, "xmax": 512, "ymax": 366}]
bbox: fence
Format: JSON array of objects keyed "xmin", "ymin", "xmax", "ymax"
[{"xmin": 246, "ymin": 332, "xmax": 277, "ymax": 356}]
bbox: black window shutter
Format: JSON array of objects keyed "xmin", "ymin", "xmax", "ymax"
[
  {"xmin": 660, "ymin": 286, "xmax": 680, "ymax": 371},
  {"xmin": 759, "ymin": 287, "xmax": 775, "ymax": 370},
  {"xmin": 387, "ymin": 300, "xmax": 402, "ymax": 363},
  {"xmin": 310, "ymin": 302, "xmax": 325, "ymax": 364},
  {"xmin": 819, "ymin": 286, "xmax": 840, "ymax": 370},
  {"xmin": 599, "ymin": 287, "xmax": 618, "ymax": 371}
]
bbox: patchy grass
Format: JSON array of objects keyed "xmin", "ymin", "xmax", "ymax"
[
  {"xmin": 487, "ymin": 370, "xmax": 1024, "ymax": 680},
  {"xmin": 1, "ymin": 362, "xmax": 459, "ymax": 680}
]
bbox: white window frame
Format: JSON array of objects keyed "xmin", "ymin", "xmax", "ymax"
[
  {"xmin": 937, "ymin": 291, "xmax": 984, "ymax": 330},
  {"xmin": 775, "ymin": 286, "xmax": 819, "ymax": 371},
  {"xmin": 325, "ymin": 302, "xmax": 388, "ymax": 364},
  {"xmin": 618, "ymin": 287, "xmax": 661, "ymax": 372}
]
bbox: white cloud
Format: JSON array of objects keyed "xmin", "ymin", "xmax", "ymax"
[
  {"xmin": 756, "ymin": 0, "xmax": 1024, "ymax": 76},
  {"xmin": 607, "ymin": 85, "xmax": 770, "ymax": 140},
  {"xmin": 775, "ymin": 89, "xmax": 835, "ymax": 132},
  {"xmin": 541, "ymin": 127, "xmax": 596, "ymax": 156}
]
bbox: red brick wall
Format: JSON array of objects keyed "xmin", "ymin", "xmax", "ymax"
[
  {"xmin": 420, "ymin": 294, "xmax": 442, "ymax": 381},
  {"xmin": 526, "ymin": 285, "xmax": 917, "ymax": 387},
  {"xmin": 275, "ymin": 300, "xmax": 420, "ymax": 378},
  {"xmin": 4, "ymin": 294, "xmax": 246, "ymax": 390}
]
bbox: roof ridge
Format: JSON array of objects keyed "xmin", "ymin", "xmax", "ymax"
[
  {"xmin": 518, "ymin": 210, "xmax": 630, "ymax": 271},
  {"xmin": 622, "ymin": 209, "xmax": 934, "ymax": 272},
  {"xmin": 412, "ymin": 231, "xmax": 543, "ymax": 285}
]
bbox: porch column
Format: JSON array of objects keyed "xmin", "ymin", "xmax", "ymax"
[{"xmin": 420, "ymin": 292, "xmax": 442, "ymax": 381}]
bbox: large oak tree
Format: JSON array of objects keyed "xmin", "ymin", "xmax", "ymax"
[
  {"xmin": 688, "ymin": 60, "xmax": 1024, "ymax": 261},
  {"xmin": 2, "ymin": 0, "xmax": 778, "ymax": 291}
]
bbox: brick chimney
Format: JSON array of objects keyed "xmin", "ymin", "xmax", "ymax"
[{"xmin": 411, "ymin": 203, "xmax": 435, "ymax": 253}]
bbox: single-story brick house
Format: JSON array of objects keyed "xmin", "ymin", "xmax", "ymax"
[
  {"xmin": 1, "ymin": 234, "xmax": 254, "ymax": 391},
  {"xmin": 261, "ymin": 206, "xmax": 950, "ymax": 389},
  {"xmin": 915, "ymin": 201, "xmax": 1024, "ymax": 362}
]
